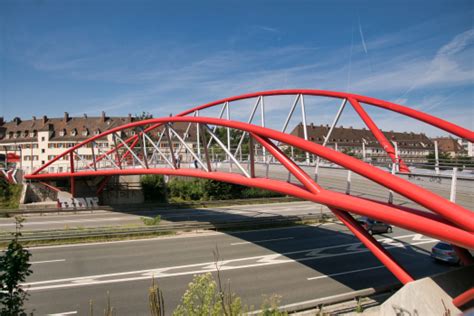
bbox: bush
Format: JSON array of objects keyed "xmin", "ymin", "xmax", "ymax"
[
  {"xmin": 173, "ymin": 273, "xmax": 242, "ymax": 316},
  {"xmin": 202, "ymin": 180, "xmax": 244, "ymax": 200},
  {"xmin": 0, "ymin": 217, "xmax": 32, "ymax": 316},
  {"xmin": 141, "ymin": 215, "xmax": 161, "ymax": 226},
  {"xmin": 240, "ymin": 187, "xmax": 282, "ymax": 199},
  {"xmin": 167, "ymin": 178, "xmax": 205, "ymax": 201},
  {"xmin": 141, "ymin": 175, "xmax": 168, "ymax": 202},
  {"xmin": 0, "ymin": 178, "xmax": 22, "ymax": 209}
]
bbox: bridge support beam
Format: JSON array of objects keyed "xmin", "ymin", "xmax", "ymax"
[
  {"xmin": 252, "ymin": 133, "xmax": 414, "ymax": 285},
  {"xmin": 69, "ymin": 152, "xmax": 75, "ymax": 198},
  {"xmin": 453, "ymin": 246, "xmax": 474, "ymax": 266},
  {"xmin": 331, "ymin": 208, "xmax": 414, "ymax": 284},
  {"xmin": 349, "ymin": 98, "xmax": 410, "ymax": 173}
]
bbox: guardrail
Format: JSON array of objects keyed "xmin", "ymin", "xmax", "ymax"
[
  {"xmin": 2, "ymin": 196, "xmax": 302, "ymax": 216},
  {"xmin": 0, "ymin": 213, "xmax": 330, "ymax": 243}
]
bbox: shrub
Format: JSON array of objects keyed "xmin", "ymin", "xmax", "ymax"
[
  {"xmin": 167, "ymin": 178, "xmax": 205, "ymax": 201},
  {"xmin": 172, "ymin": 273, "xmax": 242, "ymax": 316},
  {"xmin": 0, "ymin": 216, "xmax": 32, "ymax": 316},
  {"xmin": 141, "ymin": 215, "xmax": 162, "ymax": 226},
  {"xmin": 141, "ymin": 175, "xmax": 168, "ymax": 202},
  {"xmin": 240, "ymin": 187, "xmax": 282, "ymax": 199},
  {"xmin": 203, "ymin": 180, "xmax": 244, "ymax": 200},
  {"xmin": 0, "ymin": 178, "xmax": 22, "ymax": 209}
]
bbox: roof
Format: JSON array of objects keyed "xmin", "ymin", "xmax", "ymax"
[
  {"xmin": 434, "ymin": 137, "xmax": 466, "ymax": 154},
  {"xmin": 0, "ymin": 113, "xmax": 134, "ymax": 144},
  {"xmin": 290, "ymin": 123, "xmax": 434, "ymax": 150},
  {"xmin": 0, "ymin": 114, "xmax": 198, "ymax": 144}
]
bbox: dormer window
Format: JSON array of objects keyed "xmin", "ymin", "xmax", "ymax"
[
  {"xmin": 14, "ymin": 131, "xmax": 20, "ymax": 138},
  {"xmin": 94, "ymin": 129, "xmax": 101, "ymax": 135},
  {"xmin": 71, "ymin": 129, "xmax": 77, "ymax": 136},
  {"xmin": 59, "ymin": 129, "xmax": 66, "ymax": 137},
  {"xmin": 30, "ymin": 130, "xmax": 37, "ymax": 137},
  {"xmin": 23, "ymin": 131, "xmax": 29, "ymax": 137},
  {"xmin": 82, "ymin": 129, "xmax": 89, "ymax": 136},
  {"xmin": 7, "ymin": 132, "xmax": 13, "ymax": 139}
]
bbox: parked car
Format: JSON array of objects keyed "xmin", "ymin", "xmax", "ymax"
[
  {"xmin": 357, "ymin": 217, "xmax": 392, "ymax": 234},
  {"xmin": 431, "ymin": 242, "xmax": 460, "ymax": 264}
]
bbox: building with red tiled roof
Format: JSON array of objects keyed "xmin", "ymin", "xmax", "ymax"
[
  {"xmin": 290, "ymin": 123, "xmax": 434, "ymax": 164},
  {"xmin": 0, "ymin": 112, "xmax": 197, "ymax": 174},
  {"xmin": 434, "ymin": 137, "xmax": 467, "ymax": 158}
]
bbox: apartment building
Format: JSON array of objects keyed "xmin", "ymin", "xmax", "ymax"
[
  {"xmin": 0, "ymin": 112, "xmax": 197, "ymax": 175},
  {"xmin": 290, "ymin": 123, "xmax": 434, "ymax": 164}
]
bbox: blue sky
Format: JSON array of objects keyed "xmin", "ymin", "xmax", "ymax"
[{"xmin": 0, "ymin": 0, "xmax": 473, "ymax": 136}]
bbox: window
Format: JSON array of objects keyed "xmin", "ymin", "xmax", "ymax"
[
  {"xmin": 59, "ymin": 129, "xmax": 66, "ymax": 136},
  {"xmin": 95, "ymin": 129, "xmax": 101, "ymax": 135},
  {"xmin": 30, "ymin": 130, "xmax": 37, "ymax": 137},
  {"xmin": 41, "ymin": 149, "xmax": 45, "ymax": 153},
  {"xmin": 82, "ymin": 129, "xmax": 88, "ymax": 136},
  {"xmin": 23, "ymin": 131, "xmax": 29, "ymax": 137},
  {"xmin": 71, "ymin": 129, "xmax": 77, "ymax": 136},
  {"xmin": 41, "ymin": 137, "xmax": 45, "ymax": 141},
  {"xmin": 14, "ymin": 132, "xmax": 20, "ymax": 138}
]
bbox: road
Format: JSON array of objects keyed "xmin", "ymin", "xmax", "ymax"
[
  {"xmin": 23, "ymin": 222, "xmax": 453, "ymax": 315},
  {"xmin": 0, "ymin": 201, "xmax": 329, "ymax": 232}
]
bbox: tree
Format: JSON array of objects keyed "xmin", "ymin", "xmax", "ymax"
[
  {"xmin": 141, "ymin": 175, "xmax": 168, "ymax": 202},
  {"xmin": 0, "ymin": 216, "xmax": 32, "ymax": 316}
]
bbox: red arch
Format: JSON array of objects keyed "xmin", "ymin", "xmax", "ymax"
[{"xmin": 25, "ymin": 91, "xmax": 474, "ymax": 289}]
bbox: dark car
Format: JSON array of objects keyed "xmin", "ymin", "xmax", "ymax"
[
  {"xmin": 431, "ymin": 242, "xmax": 459, "ymax": 264},
  {"xmin": 357, "ymin": 217, "xmax": 392, "ymax": 234}
]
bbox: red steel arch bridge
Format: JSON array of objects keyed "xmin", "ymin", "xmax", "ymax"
[{"xmin": 24, "ymin": 89, "xmax": 474, "ymax": 301}]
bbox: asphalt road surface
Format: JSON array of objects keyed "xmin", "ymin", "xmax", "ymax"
[
  {"xmin": 23, "ymin": 222, "xmax": 454, "ymax": 315},
  {"xmin": 0, "ymin": 201, "xmax": 329, "ymax": 232}
]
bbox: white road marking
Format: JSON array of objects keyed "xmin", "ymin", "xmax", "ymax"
[
  {"xmin": 47, "ymin": 311, "xmax": 77, "ymax": 315},
  {"xmin": 28, "ymin": 222, "xmax": 339, "ymax": 251},
  {"xmin": 31, "ymin": 259, "xmax": 66, "ymax": 265},
  {"xmin": 22, "ymin": 234, "xmax": 436, "ymax": 291},
  {"xmin": 307, "ymin": 265, "xmax": 385, "ymax": 280},
  {"xmin": 231, "ymin": 237, "xmax": 294, "ymax": 245},
  {"xmin": 28, "ymin": 231, "xmax": 224, "ymax": 250}
]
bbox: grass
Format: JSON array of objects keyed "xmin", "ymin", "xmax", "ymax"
[{"xmin": 141, "ymin": 215, "xmax": 162, "ymax": 226}]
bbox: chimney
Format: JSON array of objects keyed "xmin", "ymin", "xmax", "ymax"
[
  {"xmin": 32, "ymin": 116, "xmax": 36, "ymax": 121},
  {"xmin": 128, "ymin": 113, "xmax": 132, "ymax": 121},
  {"xmin": 13, "ymin": 117, "xmax": 21, "ymax": 125},
  {"xmin": 42, "ymin": 115, "xmax": 48, "ymax": 124},
  {"xmin": 310, "ymin": 123, "xmax": 314, "ymax": 129},
  {"xmin": 101, "ymin": 111, "xmax": 106, "ymax": 122},
  {"xmin": 64, "ymin": 112, "xmax": 69, "ymax": 122},
  {"xmin": 84, "ymin": 113, "xmax": 88, "ymax": 119},
  {"xmin": 0, "ymin": 117, "xmax": 4, "ymax": 125}
]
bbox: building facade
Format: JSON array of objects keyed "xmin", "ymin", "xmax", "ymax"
[
  {"xmin": 290, "ymin": 123, "xmax": 435, "ymax": 164},
  {"xmin": 0, "ymin": 112, "xmax": 197, "ymax": 175}
]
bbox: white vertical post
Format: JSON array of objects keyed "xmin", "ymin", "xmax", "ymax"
[
  {"xmin": 261, "ymin": 96, "xmax": 266, "ymax": 162},
  {"xmin": 434, "ymin": 140, "xmax": 440, "ymax": 174},
  {"xmin": 450, "ymin": 167, "xmax": 457, "ymax": 202},
  {"xmin": 300, "ymin": 95, "xmax": 310, "ymax": 165},
  {"xmin": 196, "ymin": 110, "xmax": 201, "ymax": 159},
  {"xmin": 388, "ymin": 163, "xmax": 396, "ymax": 204},
  {"xmin": 314, "ymin": 98, "xmax": 347, "ymax": 180},
  {"xmin": 335, "ymin": 143, "xmax": 338, "ymax": 152},
  {"xmin": 346, "ymin": 170, "xmax": 352, "ymax": 195},
  {"xmin": 225, "ymin": 101, "xmax": 232, "ymax": 172},
  {"xmin": 393, "ymin": 141, "xmax": 399, "ymax": 172},
  {"xmin": 362, "ymin": 141, "xmax": 366, "ymax": 161}
]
